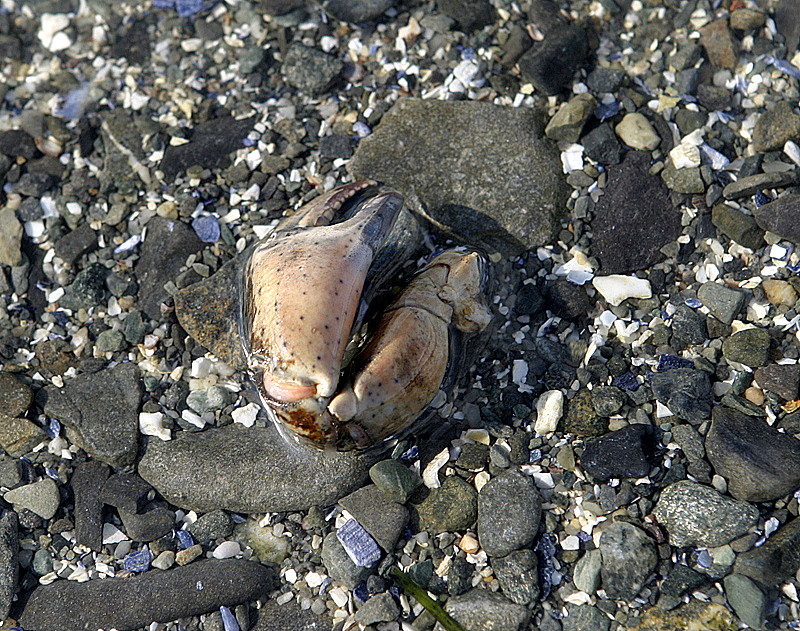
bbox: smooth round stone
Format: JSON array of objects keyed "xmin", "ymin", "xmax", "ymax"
[
  {"xmin": 573, "ymin": 549, "xmax": 602, "ymax": 594},
  {"xmin": 598, "ymin": 521, "xmax": 657, "ymax": 600},
  {"xmin": 545, "ymin": 93, "xmax": 597, "ymax": 143},
  {"xmin": 414, "ymin": 475, "xmax": 478, "ymax": 534},
  {"xmin": 722, "ymin": 328, "xmax": 770, "ymax": 368},
  {"xmin": 723, "ymin": 574, "xmax": 766, "ymax": 630},
  {"xmin": 212, "ymin": 541, "xmax": 241, "ymax": 559},
  {"xmin": 94, "ymin": 329, "xmax": 125, "ymax": 354},
  {"xmin": 615, "ymin": 112, "xmax": 660, "ymax": 150},
  {"xmin": 186, "ymin": 386, "xmax": 231, "ymax": 414},
  {"xmin": 31, "ymin": 549, "xmax": 53, "ymax": 576},
  {"xmin": 653, "ymin": 480, "xmax": 759, "ymax": 548},
  {"xmin": 187, "ymin": 509, "xmax": 233, "ymax": 544},
  {"xmin": 477, "ymin": 468, "xmax": 541, "ymax": 557},
  {"xmin": 151, "ymin": 550, "xmax": 175, "ymax": 570},
  {"xmin": 761, "ymin": 279, "xmax": 797, "ymax": 308}
]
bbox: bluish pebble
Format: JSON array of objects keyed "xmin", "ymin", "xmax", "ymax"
[
  {"xmin": 336, "ymin": 518, "xmax": 381, "ymax": 568},
  {"xmin": 353, "ymin": 582, "xmax": 370, "ymax": 604},
  {"xmin": 45, "ymin": 467, "xmax": 59, "ymax": 480},
  {"xmin": 52, "ymin": 311, "xmax": 69, "ymax": 327},
  {"xmin": 124, "ymin": 548, "xmax": 153, "ymax": 573},
  {"xmin": 353, "ymin": 122, "xmax": 371, "ymax": 137},
  {"xmin": 192, "ymin": 215, "xmax": 221, "ymax": 243},
  {"xmin": 594, "ymin": 100, "xmax": 620, "ymax": 121},
  {"xmin": 176, "ymin": 529, "xmax": 194, "ymax": 549},
  {"xmin": 529, "ymin": 449, "xmax": 542, "ymax": 463},
  {"xmin": 657, "ymin": 354, "xmax": 694, "ymax": 372},
  {"xmin": 47, "ymin": 418, "xmax": 61, "ymax": 438},
  {"xmin": 461, "ymin": 47, "xmax": 476, "ymax": 61},
  {"xmin": 399, "ymin": 445, "xmax": 418, "ymax": 464},
  {"xmin": 613, "ymin": 372, "xmax": 639, "ymax": 391},
  {"xmin": 684, "ymin": 297, "xmax": 703, "ymax": 308},
  {"xmin": 176, "ymin": 0, "xmax": 203, "ymax": 17},
  {"xmin": 695, "ymin": 549, "xmax": 712, "ymax": 569},
  {"xmin": 152, "ymin": 0, "xmax": 174, "ymax": 8},
  {"xmin": 220, "ymin": 606, "xmax": 240, "ymax": 631},
  {"xmin": 754, "ymin": 190, "xmax": 773, "ymax": 206}
]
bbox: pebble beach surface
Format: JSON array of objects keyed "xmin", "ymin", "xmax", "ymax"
[{"xmin": 1, "ymin": 0, "xmax": 800, "ymax": 630}]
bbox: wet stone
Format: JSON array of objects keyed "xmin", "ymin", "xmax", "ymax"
[
  {"xmin": 752, "ymin": 101, "xmax": 800, "ymax": 153},
  {"xmin": 546, "ymin": 279, "xmax": 593, "ymax": 320},
  {"xmin": 18, "ymin": 558, "xmax": 272, "ymax": 631},
  {"xmin": 734, "ymin": 516, "xmax": 800, "ymax": 585},
  {"xmin": 138, "ymin": 424, "xmax": 373, "ymax": 513},
  {"xmin": 319, "ymin": 133, "xmax": 354, "ymax": 159},
  {"xmin": 438, "ymin": 0, "xmax": 494, "ymax": 32},
  {"xmin": 654, "ymin": 480, "xmax": 759, "ymax": 548},
  {"xmin": 582, "ymin": 123, "xmax": 623, "ymax": 165},
  {"xmin": 660, "ymin": 163, "xmax": 704, "ymax": 195},
  {"xmin": 101, "ymin": 472, "xmax": 151, "ymax": 514},
  {"xmin": 671, "ymin": 424, "xmax": 705, "ymax": 461},
  {"xmin": 710, "ymin": 204, "xmax": 765, "ymax": 250},
  {"xmin": 723, "ymin": 171, "xmax": 800, "ymax": 200},
  {"xmin": 649, "ymin": 368, "xmax": 712, "ymax": 424},
  {"xmin": 348, "ymin": 97, "xmax": 569, "ymax": 253},
  {"xmin": 706, "ymin": 406, "xmax": 800, "ymax": 502},
  {"xmin": 118, "ymin": 504, "xmax": 175, "ymax": 542},
  {"xmin": 446, "ymin": 555, "xmax": 472, "ymax": 595},
  {"xmin": 699, "ymin": 19, "xmax": 739, "ymax": 69},
  {"xmin": 669, "ymin": 305, "xmax": 706, "ymax": 350},
  {"xmin": 545, "ymin": 93, "xmax": 597, "ymax": 143},
  {"xmin": 599, "ymin": 521, "xmax": 658, "ymax": 601},
  {"xmin": 71, "ymin": 460, "xmax": 111, "ymax": 551},
  {"xmin": 320, "ymin": 0, "xmax": 395, "ymax": 23},
  {"xmin": 0, "ymin": 207, "xmax": 22, "ymax": 267},
  {"xmin": 43, "ymin": 362, "xmax": 142, "ymax": 468},
  {"xmin": 477, "ymin": 468, "xmax": 541, "ymax": 557},
  {"xmin": 442, "ymin": 589, "xmax": 530, "ymax": 631},
  {"xmin": 580, "ymin": 424, "xmax": 655, "ymax": 482},
  {"xmin": 562, "ymin": 603, "xmax": 610, "ymax": 631},
  {"xmin": 755, "ymin": 193, "xmax": 800, "ymax": 244},
  {"xmin": 68, "ymin": 262, "xmax": 108, "ymax": 308},
  {"xmin": 697, "ymin": 282, "xmax": 745, "ymax": 325},
  {"xmin": 591, "ymin": 151, "xmax": 680, "ymax": 274},
  {"xmin": 251, "ymin": 599, "xmax": 333, "ymax": 631},
  {"xmin": 281, "ymin": 43, "xmax": 343, "ymax": 94},
  {"xmin": 517, "ymin": 25, "xmax": 589, "ymax": 95},
  {"xmin": 186, "ymin": 385, "xmax": 231, "ymax": 414},
  {"xmin": 562, "ymin": 389, "xmax": 608, "ymax": 437},
  {"xmin": 338, "ymin": 485, "xmax": 408, "ymax": 553},
  {"xmin": 722, "ymin": 327, "xmax": 770, "ymax": 368},
  {"xmin": 657, "ymin": 564, "xmax": 707, "ymax": 610},
  {"xmin": 754, "ymin": 363, "xmax": 800, "ymax": 401},
  {"xmin": 492, "ymin": 549, "xmax": 539, "ymax": 605},
  {"xmin": 414, "ymin": 475, "xmax": 478, "ymax": 535},
  {"xmin": 0, "ymin": 373, "xmax": 31, "ymax": 418}
]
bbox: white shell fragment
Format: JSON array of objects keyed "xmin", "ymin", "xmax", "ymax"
[
  {"xmin": 592, "ymin": 275, "xmax": 652, "ymax": 306},
  {"xmin": 535, "ymin": 390, "xmax": 564, "ymax": 435},
  {"xmin": 139, "ymin": 412, "xmax": 171, "ymax": 441},
  {"xmin": 422, "ymin": 447, "xmax": 451, "ymax": 489},
  {"xmin": 231, "ymin": 403, "xmax": 260, "ymax": 428}
]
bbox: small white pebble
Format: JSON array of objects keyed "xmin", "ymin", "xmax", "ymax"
[
  {"xmin": 139, "ymin": 412, "xmax": 171, "ymax": 442},
  {"xmin": 535, "ymin": 390, "xmax": 563, "ymax": 435},
  {"xmin": 422, "ymin": 448, "xmax": 450, "ymax": 489},
  {"xmin": 231, "ymin": 403, "xmax": 260, "ymax": 428},
  {"xmin": 592, "ymin": 275, "xmax": 652, "ymax": 306},
  {"xmin": 212, "ymin": 541, "xmax": 241, "ymax": 559}
]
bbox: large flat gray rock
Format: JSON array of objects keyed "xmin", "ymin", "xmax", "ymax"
[
  {"xmin": 348, "ymin": 97, "xmax": 569, "ymax": 253},
  {"xmin": 138, "ymin": 424, "xmax": 374, "ymax": 513}
]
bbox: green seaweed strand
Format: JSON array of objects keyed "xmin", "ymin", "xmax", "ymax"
[{"xmin": 389, "ymin": 566, "xmax": 467, "ymax": 631}]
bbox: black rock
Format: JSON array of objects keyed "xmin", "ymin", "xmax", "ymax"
[
  {"xmin": 776, "ymin": 0, "xmax": 800, "ymax": 53},
  {"xmin": 734, "ymin": 516, "xmax": 800, "ymax": 586},
  {"xmin": 438, "ymin": 0, "xmax": 495, "ymax": 32},
  {"xmin": 586, "ymin": 66, "xmax": 626, "ymax": 93},
  {"xmin": 53, "ymin": 223, "xmax": 98, "ymax": 268},
  {"xmin": 517, "ymin": 25, "xmax": 590, "ymax": 95},
  {"xmin": 42, "ymin": 362, "xmax": 142, "ymax": 468},
  {"xmin": 546, "ymin": 279, "xmax": 593, "ymax": 319},
  {"xmin": 159, "ymin": 116, "xmax": 256, "ymax": 179},
  {"xmin": 100, "ymin": 472, "xmax": 152, "ymax": 514},
  {"xmin": 118, "ymin": 504, "xmax": 175, "ymax": 542},
  {"xmin": 591, "ymin": 152, "xmax": 681, "ymax": 274},
  {"xmin": 71, "ymin": 461, "xmax": 111, "ymax": 551},
  {"xmin": 581, "ymin": 123, "xmax": 622, "ymax": 165},
  {"xmin": 138, "ymin": 424, "xmax": 373, "ymax": 513},
  {"xmin": 580, "ymin": 424, "xmax": 655, "ymax": 481},
  {"xmin": 657, "ymin": 565, "xmax": 707, "ymax": 610},
  {"xmin": 281, "ymin": 44, "xmax": 343, "ymax": 94},
  {"xmin": 562, "ymin": 604, "xmax": 610, "ymax": 631},
  {"xmin": 447, "ymin": 555, "xmax": 473, "ymax": 595},
  {"xmin": 649, "ymin": 368, "xmax": 712, "ymax": 424},
  {"xmin": 134, "ymin": 216, "xmax": 204, "ymax": 319},
  {"xmin": 320, "ymin": 0, "xmax": 394, "ymax": 23},
  {"xmin": 17, "ymin": 559, "xmax": 273, "ymax": 631},
  {"xmin": 0, "ymin": 130, "xmax": 36, "ymax": 159},
  {"xmin": 755, "ymin": 193, "xmax": 800, "ymax": 244},
  {"xmin": 69, "ymin": 262, "xmax": 108, "ymax": 308},
  {"xmin": 514, "ymin": 282, "xmax": 546, "ymax": 316},
  {"xmin": 754, "ymin": 363, "xmax": 800, "ymax": 401},
  {"xmin": 705, "ymin": 406, "xmax": 800, "ymax": 502},
  {"xmin": 670, "ymin": 305, "xmax": 707, "ymax": 350},
  {"xmin": 109, "ymin": 16, "xmax": 152, "ymax": 65},
  {"xmin": 319, "ymin": 133, "xmax": 354, "ymax": 159}
]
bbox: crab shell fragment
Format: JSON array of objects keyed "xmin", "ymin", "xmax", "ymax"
[{"xmin": 240, "ymin": 182, "xmax": 492, "ymax": 450}]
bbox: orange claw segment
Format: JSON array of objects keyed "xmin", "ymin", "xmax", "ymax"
[{"xmin": 262, "ymin": 372, "xmax": 317, "ymax": 403}]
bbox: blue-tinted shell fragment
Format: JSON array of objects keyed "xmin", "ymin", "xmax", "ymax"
[
  {"xmin": 220, "ymin": 606, "xmax": 240, "ymax": 631},
  {"xmin": 124, "ymin": 548, "xmax": 152, "ymax": 573},
  {"xmin": 192, "ymin": 215, "xmax": 221, "ymax": 243},
  {"xmin": 176, "ymin": 529, "xmax": 194, "ymax": 549},
  {"xmin": 336, "ymin": 518, "xmax": 381, "ymax": 568},
  {"xmin": 613, "ymin": 371, "xmax": 639, "ymax": 391}
]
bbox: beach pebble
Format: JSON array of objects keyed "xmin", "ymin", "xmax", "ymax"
[
  {"xmin": 615, "ymin": 113, "xmax": 660, "ymax": 150},
  {"xmin": 71, "ymin": 461, "xmax": 111, "ymax": 551},
  {"xmin": 4, "ymin": 478, "xmax": 60, "ymax": 520},
  {"xmin": 579, "ymin": 424, "xmax": 654, "ymax": 481},
  {"xmin": 321, "ymin": 531, "xmax": 374, "ymax": 590},
  {"xmin": 477, "ymin": 469, "xmax": 541, "ymax": 557},
  {"xmin": 212, "ymin": 541, "xmax": 241, "ymax": 559},
  {"xmin": 755, "ymin": 193, "xmax": 800, "ymax": 244},
  {"xmin": 0, "ymin": 512, "xmax": 18, "ymax": 620},
  {"xmin": 414, "ymin": 475, "xmax": 478, "ymax": 534},
  {"xmin": 442, "ymin": 588, "xmax": 530, "ymax": 631},
  {"xmin": 534, "ymin": 390, "xmax": 563, "ymax": 435},
  {"xmin": 697, "ymin": 282, "xmax": 745, "ymax": 325},
  {"xmin": 654, "ymin": 480, "xmax": 759, "ymax": 548},
  {"xmin": 723, "ymin": 574, "xmax": 766, "ymax": 630},
  {"xmin": 368, "ymin": 459, "xmax": 422, "ymax": 503},
  {"xmin": 354, "ymin": 591, "xmax": 400, "ymax": 626},
  {"xmin": 599, "ymin": 521, "xmax": 658, "ymax": 600},
  {"xmin": 734, "ymin": 517, "xmax": 800, "ymax": 585},
  {"xmin": 492, "ymin": 549, "xmax": 539, "ymax": 605},
  {"xmin": 754, "ymin": 363, "xmax": 800, "ymax": 401},
  {"xmin": 722, "ymin": 328, "xmax": 771, "ymax": 368},
  {"xmin": 338, "ymin": 485, "xmax": 408, "ymax": 553}
]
